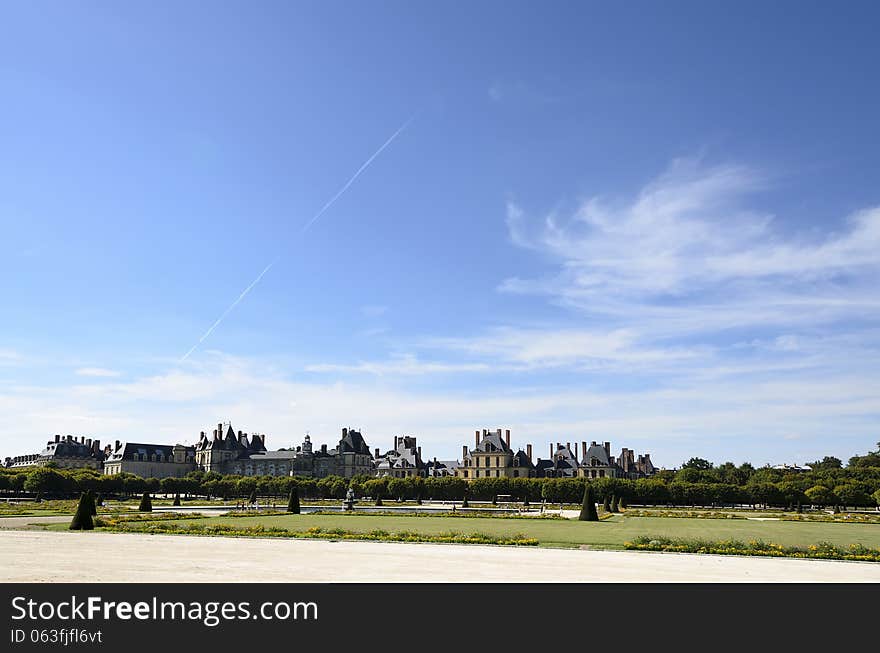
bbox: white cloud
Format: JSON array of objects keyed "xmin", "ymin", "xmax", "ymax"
[
  {"xmin": 305, "ymin": 354, "xmax": 491, "ymax": 376},
  {"xmin": 503, "ymin": 158, "xmax": 880, "ymax": 314},
  {"xmin": 1, "ymin": 352, "xmax": 878, "ymax": 467},
  {"xmin": 75, "ymin": 367, "xmax": 121, "ymax": 378},
  {"xmin": 427, "ymin": 327, "xmax": 707, "ymax": 370}
]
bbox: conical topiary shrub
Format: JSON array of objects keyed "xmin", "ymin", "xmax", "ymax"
[
  {"xmin": 492, "ymin": 495, "xmax": 498, "ymax": 505},
  {"xmin": 138, "ymin": 492, "xmax": 152, "ymax": 512},
  {"xmin": 69, "ymin": 493, "xmax": 94, "ymax": 530},
  {"xmin": 287, "ymin": 487, "xmax": 301, "ymax": 514},
  {"xmin": 610, "ymin": 495, "xmax": 619, "ymax": 513},
  {"xmin": 375, "ymin": 490, "xmax": 383, "ymax": 507},
  {"xmin": 87, "ymin": 490, "xmax": 97, "ymax": 516},
  {"xmin": 579, "ymin": 483, "xmax": 599, "ymax": 521},
  {"xmin": 461, "ymin": 490, "xmax": 469, "ymax": 508},
  {"xmin": 172, "ymin": 494, "xmax": 181, "ymax": 506}
]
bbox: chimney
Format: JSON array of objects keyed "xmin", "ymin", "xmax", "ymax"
[
  {"xmin": 505, "ymin": 429, "xmax": 510, "ymax": 448},
  {"xmin": 567, "ymin": 442, "xmax": 571, "ymax": 454},
  {"xmin": 526, "ymin": 444, "xmax": 532, "ymax": 462},
  {"xmin": 374, "ymin": 448, "xmax": 380, "ymax": 458},
  {"xmin": 115, "ymin": 440, "xmax": 120, "ymax": 451},
  {"xmin": 417, "ymin": 446, "xmax": 422, "ymax": 458},
  {"xmin": 93, "ymin": 440, "xmax": 100, "ymax": 453},
  {"xmin": 475, "ymin": 430, "xmax": 480, "ymax": 447},
  {"xmin": 54, "ymin": 434, "xmax": 60, "ymax": 443},
  {"xmin": 342, "ymin": 427, "xmax": 348, "ymax": 438},
  {"xmin": 321, "ymin": 444, "xmax": 327, "ymax": 454},
  {"xmin": 462, "ymin": 445, "xmax": 468, "ymax": 461},
  {"xmin": 218, "ymin": 423, "xmax": 223, "ymax": 436},
  {"xmin": 582, "ymin": 442, "xmax": 587, "ymax": 459},
  {"xmin": 86, "ymin": 438, "xmax": 92, "ymax": 448},
  {"xmin": 549, "ymin": 443, "xmax": 553, "ymax": 458},
  {"xmin": 604, "ymin": 442, "xmax": 611, "ymax": 457}
]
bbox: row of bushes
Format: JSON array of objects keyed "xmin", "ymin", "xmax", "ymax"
[
  {"xmin": 5, "ymin": 464, "xmax": 880, "ymax": 510},
  {"xmin": 624, "ymin": 536, "xmax": 880, "ymax": 562},
  {"xmin": 96, "ymin": 519, "xmax": 538, "ymax": 546}
]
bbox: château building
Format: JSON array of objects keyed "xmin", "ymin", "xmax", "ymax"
[
  {"xmin": 457, "ymin": 429, "xmax": 537, "ymax": 479},
  {"xmin": 103, "ymin": 441, "xmax": 196, "ymax": 479},
  {"xmin": 374, "ymin": 436, "xmax": 427, "ymax": 478},
  {"xmin": 3, "ymin": 435, "xmax": 105, "ymax": 470}
]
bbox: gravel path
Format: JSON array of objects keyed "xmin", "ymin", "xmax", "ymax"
[{"xmin": 1, "ymin": 530, "xmax": 878, "ymax": 582}]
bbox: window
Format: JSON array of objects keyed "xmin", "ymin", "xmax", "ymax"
[{"xmin": 495, "ymin": 456, "xmax": 500, "ymax": 467}]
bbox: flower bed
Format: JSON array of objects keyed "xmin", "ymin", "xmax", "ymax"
[
  {"xmin": 97, "ymin": 519, "xmax": 538, "ymax": 546},
  {"xmin": 624, "ymin": 535, "xmax": 880, "ymax": 562}
]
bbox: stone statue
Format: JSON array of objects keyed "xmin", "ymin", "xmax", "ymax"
[{"xmin": 343, "ymin": 487, "xmax": 356, "ymax": 511}]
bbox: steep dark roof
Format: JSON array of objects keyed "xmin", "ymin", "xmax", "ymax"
[
  {"xmin": 473, "ymin": 432, "xmax": 511, "ymax": 454},
  {"xmin": 338, "ymin": 429, "xmax": 371, "ymax": 456},
  {"xmin": 512, "ymin": 450, "xmax": 535, "ymax": 468},
  {"xmin": 105, "ymin": 442, "xmax": 194, "ymax": 463},
  {"xmin": 582, "ymin": 443, "xmax": 612, "ymax": 467}
]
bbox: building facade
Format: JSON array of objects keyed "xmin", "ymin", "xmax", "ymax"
[
  {"xmin": 3, "ymin": 435, "xmax": 105, "ymax": 470},
  {"xmin": 103, "ymin": 441, "xmax": 196, "ymax": 479},
  {"xmin": 194, "ymin": 424, "xmax": 374, "ymax": 478},
  {"xmin": 374, "ymin": 436, "xmax": 427, "ymax": 478},
  {"xmin": 457, "ymin": 429, "xmax": 537, "ymax": 479}
]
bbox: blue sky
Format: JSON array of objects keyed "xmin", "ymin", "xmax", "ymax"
[{"xmin": 2, "ymin": 1, "xmax": 879, "ymax": 467}]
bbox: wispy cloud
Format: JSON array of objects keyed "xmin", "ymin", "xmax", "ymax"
[
  {"xmin": 2, "ymin": 352, "xmax": 878, "ymax": 466},
  {"xmin": 305, "ymin": 353, "xmax": 490, "ymax": 376},
  {"xmin": 502, "ymin": 158, "xmax": 880, "ymax": 332},
  {"xmin": 75, "ymin": 367, "xmax": 121, "ymax": 378}
]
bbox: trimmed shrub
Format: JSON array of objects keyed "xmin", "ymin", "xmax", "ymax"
[
  {"xmin": 138, "ymin": 492, "xmax": 152, "ymax": 512},
  {"xmin": 69, "ymin": 493, "xmax": 94, "ymax": 530},
  {"xmin": 579, "ymin": 484, "xmax": 599, "ymax": 521},
  {"xmin": 172, "ymin": 494, "xmax": 181, "ymax": 507},
  {"xmin": 287, "ymin": 488, "xmax": 301, "ymax": 514}
]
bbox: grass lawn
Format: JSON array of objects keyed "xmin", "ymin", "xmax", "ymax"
[{"xmin": 175, "ymin": 513, "xmax": 880, "ymax": 550}]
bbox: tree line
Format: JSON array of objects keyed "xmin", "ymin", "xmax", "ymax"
[{"xmin": 3, "ymin": 443, "xmax": 880, "ymax": 510}]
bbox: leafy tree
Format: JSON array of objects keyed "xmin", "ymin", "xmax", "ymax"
[
  {"xmin": 248, "ymin": 489, "xmax": 257, "ymax": 504},
  {"xmin": 805, "ymin": 485, "xmax": 837, "ymax": 508},
  {"xmin": 834, "ymin": 483, "xmax": 871, "ymax": 509},
  {"xmin": 138, "ymin": 492, "xmax": 152, "ymax": 512},
  {"xmin": 610, "ymin": 495, "xmax": 619, "ymax": 512},
  {"xmin": 24, "ymin": 468, "xmax": 68, "ymax": 496},
  {"xmin": 681, "ymin": 457, "xmax": 714, "ymax": 471},
  {"xmin": 809, "ymin": 456, "xmax": 843, "ymax": 472},
  {"xmin": 387, "ymin": 478, "xmax": 408, "ymax": 501},
  {"xmin": 69, "ymin": 493, "xmax": 94, "ymax": 530},
  {"xmin": 578, "ymin": 483, "xmax": 599, "ymax": 521}
]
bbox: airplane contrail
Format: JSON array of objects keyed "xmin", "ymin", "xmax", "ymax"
[{"xmin": 179, "ymin": 115, "xmax": 414, "ymax": 362}]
